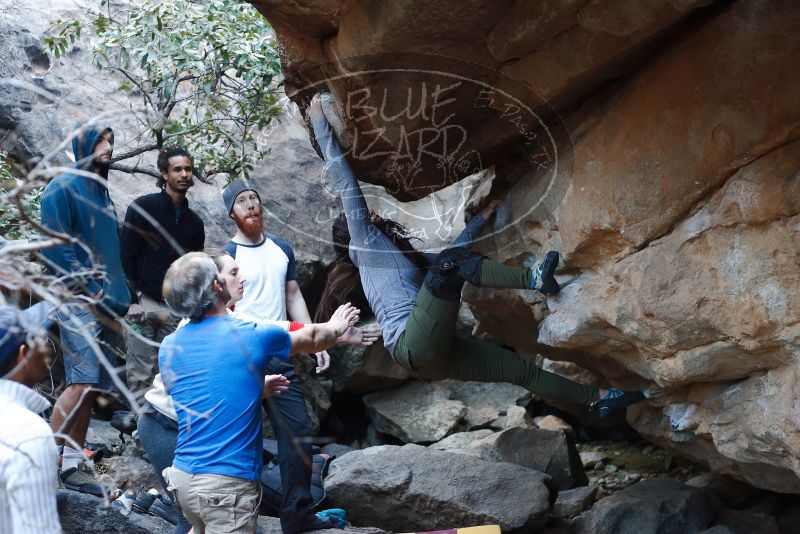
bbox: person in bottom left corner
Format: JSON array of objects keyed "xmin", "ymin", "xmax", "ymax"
[{"xmin": 0, "ymin": 301, "xmax": 62, "ymax": 533}]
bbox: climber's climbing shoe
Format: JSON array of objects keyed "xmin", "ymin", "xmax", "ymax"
[
  {"xmin": 591, "ymin": 389, "xmax": 646, "ymax": 419},
  {"xmin": 530, "ymin": 251, "xmax": 561, "ymax": 295}
]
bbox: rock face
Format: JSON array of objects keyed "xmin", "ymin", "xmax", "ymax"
[
  {"xmin": 363, "ymin": 379, "xmax": 530, "ymax": 443},
  {"xmin": 325, "ymin": 444, "xmax": 552, "ymax": 532},
  {"xmin": 250, "ymin": 0, "xmax": 800, "ymax": 492},
  {"xmin": 250, "ymin": 0, "xmax": 715, "ymax": 199}
]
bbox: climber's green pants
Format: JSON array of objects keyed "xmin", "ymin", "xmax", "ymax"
[{"xmin": 393, "ymin": 260, "xmax": 599, "ymax": 406}]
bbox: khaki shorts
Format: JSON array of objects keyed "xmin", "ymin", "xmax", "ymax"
[{"xmin": 163, "ymin": 466, "xmax": 260, "ymax": 534}]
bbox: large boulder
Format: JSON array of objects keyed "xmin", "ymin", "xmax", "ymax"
[
  {"xmin": 364, "ymin": 379, "xmax": 532, "ymax": 443},
  {"xmin": 431, "ymin": 427, "xmax": 586, "ymax": 491},
  {"xmin": 529, "ymin": 0, "xmax": 800, "ymax": 488},
  {"xmin": 363, "ymin": 381, "xmax": 466, "ymax": 443},
  {"xmin": 325, "ymin": 444, "xmax": 552, "ymax": 532},
  {"xmin": 247, "ymin": 0, "xmax": 800, "ymax": 492},
  {"xmin": 573, "ymin": 478, "xmax": 721, "ymax": 534}
]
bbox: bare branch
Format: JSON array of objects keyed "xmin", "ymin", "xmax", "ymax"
[
  {"xmin": 109, "ymin": 162, "xmax": 160, "ymax": 178},
  {"xmin": 0, "ymin": 238, "xmax": 70, "ymax": 256},
  {"xmin": 110, "ymin": 142, "xmax": 161, "ymax": 163}
]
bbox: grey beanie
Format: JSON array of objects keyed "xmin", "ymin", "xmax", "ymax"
[{"xmin": 222, "ymin": 178, "xmax": 261, "ymax": 214}]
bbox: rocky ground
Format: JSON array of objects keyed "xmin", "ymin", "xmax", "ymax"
[{"xmin": 64, "ymin": 398, "xmax": 800, "ymax": 534}]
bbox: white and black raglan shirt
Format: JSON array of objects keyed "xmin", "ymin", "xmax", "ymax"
[{"xmin": 224, "ymin": 233, "xmax": 299, "ymax": 322}]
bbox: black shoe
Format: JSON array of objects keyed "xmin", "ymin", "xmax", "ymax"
[
  {"xmin": 131, "ymin": 490, "xmax": 156, "ymax": 514},
  {"xmin": 530, "ymin": 251, "xmax": 560, "ymax": 295},
  {"xmin": 591, "ymin": 389, "xmax": 646, "ymax": 419},
  {"xmin": 149, "ymin": 495, "xmax": 179, "ymax": 525},
  {"xmin": 110, "ymin": 410, "xmax": 137, "ymax": 436}
]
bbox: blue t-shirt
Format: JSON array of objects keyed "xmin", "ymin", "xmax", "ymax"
[{"xmin": 158, "ymin": 315, "xmax": 291, "ymax": 480}]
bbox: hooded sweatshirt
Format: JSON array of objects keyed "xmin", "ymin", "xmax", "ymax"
[{"xmin": 40, "ymin": 124, "xmax": 131, "ymax": 316}]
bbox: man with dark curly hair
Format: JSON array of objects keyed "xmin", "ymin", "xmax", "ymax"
[{"xmin": 120, "ymin": 147, "xmax": 205, "ymax": 401}]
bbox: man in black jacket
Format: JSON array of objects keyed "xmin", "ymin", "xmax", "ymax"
[{"xmin": 120, "ymin": 147, "xmax": 205, "ymax": 401}]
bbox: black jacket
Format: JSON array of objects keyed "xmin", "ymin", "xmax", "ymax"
[{"xmin": 120, "ymin": 190, "xmax": 205, "ymax": 302}]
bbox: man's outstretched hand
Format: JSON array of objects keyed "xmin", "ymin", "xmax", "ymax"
[
  {"xmin": 263, "ymin": 374, "xmax": 290, "ymax": 399},
  {"xmin": 328, "ymin": 302, "xmax": 360, "ymax": 337},
  {"xmin": 316, "ymin": 302, "xmax": 361, "ymax": 374},
  {"xmin": 339, "ymin": 325, "xmax": 381, "ymax": 347}
]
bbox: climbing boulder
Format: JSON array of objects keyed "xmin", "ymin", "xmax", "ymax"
[
  {"xmin": 325, "ymin": 444, "xmax": 552, "ymax": 532},
  {"xmin": 363, "ymin": 381, "xmax": 466, "ymax": 443},
  {"xmin": 364, "ymin": 379, "xmax": 532, "ymax": 443}
]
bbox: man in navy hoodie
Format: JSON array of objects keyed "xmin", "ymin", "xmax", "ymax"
[{"xmin": 40, "ymin": 123, "xmax": 131, "ymax": 495}]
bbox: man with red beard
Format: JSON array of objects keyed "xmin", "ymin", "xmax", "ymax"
[{"xmin": 221, "ymin": 179, "xmax": 339, "ymax": 533}]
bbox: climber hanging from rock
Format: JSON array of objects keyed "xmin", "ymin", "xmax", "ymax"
[{"xmin": 308, "ymin": 92, "xmax": 645, "ymax": 419}]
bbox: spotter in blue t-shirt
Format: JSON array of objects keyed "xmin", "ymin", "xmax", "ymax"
[{"xmin": 159, "ymin": 315, "xmax": 291, "ymax": 481}]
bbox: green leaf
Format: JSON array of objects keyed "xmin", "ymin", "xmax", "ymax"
[{"xmin": 120, "ymin": 47, "xmax": 130, "ymax": 67}]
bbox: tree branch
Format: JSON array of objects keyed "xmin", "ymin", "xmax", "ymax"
[
  {"xmin": 110, "ymin": 142, "xmax": 161, "ymax": 163},
  {"xmin": 0, "ymin": 237, "xmax": 70, "ymax": 256},
  {"xmin": 110, "ymin": 162, "xmax": 160, "ymax": 178},
  {"xmin": 109, "ymin": 67, "xmax": 158, "ymax": 117},
  {"xmin": 7, "ymin": 188, "xmax": 76, "ymax": 243},
  {"xmin": 163, "ymin": 74, "xmax": 202, "ymax": 116}
]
